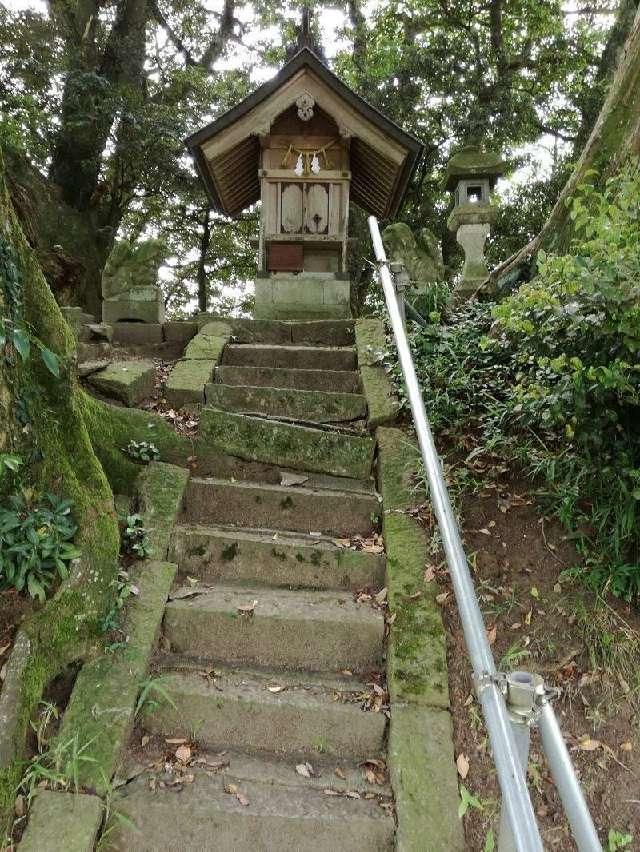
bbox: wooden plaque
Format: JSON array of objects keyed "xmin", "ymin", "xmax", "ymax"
[{"xmin": 267, "ymin": 243, "xmax": 304, "ymax": 272}]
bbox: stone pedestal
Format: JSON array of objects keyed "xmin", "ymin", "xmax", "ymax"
[
  {"xmin": 102, "ymin": 287, "xmax": 165, "ymax": 324},
  {"xmin": 447, "ymin": 203, "xmax": 497, "ymax": 302},
  {"xmin": 101, "ymin": 239, "xmax": 166, "ymax": 324},
  {"xmin": 254, "ymin": 273, "xmax": 351, "ymax": 320}
]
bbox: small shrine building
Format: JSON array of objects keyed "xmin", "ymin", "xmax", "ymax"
[{"xmin": 186, "ymin": 47, "xmax": 423, "ymax": 319}]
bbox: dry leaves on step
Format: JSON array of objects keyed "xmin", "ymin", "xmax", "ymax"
[
  {"xmin": 295, "ymin": 762, "xmax": 315, "ymax": 778},
  {"xmin": 224, "ymin": 783, "xmax": 249, "ymax": 806},
  {"xmin": 267, "ymin": 685, "xmax": 285, "ymax": 693},
  {"xmin": 237, "ymin": 599, "xmax": 258, "ymax": 616}
]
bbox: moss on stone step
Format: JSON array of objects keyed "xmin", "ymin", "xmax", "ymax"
[
  {"xmin": 164, "ymin": 359, "xmax": 216, "ymax": 407},
  {"xmin": 19, "ymin": 791, "xmax": 103, "ymax": 852},
  {"xmin": 204, "ymin": 383, "xmax": 366, "ymax": 424},
  {"xmin": 376, "ymin": 426, "xmax": 462, "ymax": 850},
  {"xmin": 199, "ymin": 408, "xmax": 375, "ymax": 479},
  {"xmin": 86, "ymin": 359, "xmax": 155, "ymax": 406},
  {"xmin": 355, "ymin": 319, "xmax": 398, "ymax": 429}
]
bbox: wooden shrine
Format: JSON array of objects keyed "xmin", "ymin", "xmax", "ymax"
[{"xmin": 186, "ymin": 48, "xmax": 423, "ymax": 318}]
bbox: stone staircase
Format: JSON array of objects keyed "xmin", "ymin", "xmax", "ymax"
[{"xmin": 114, "ymin": 321, "xmax": 395, "ymax": 850}]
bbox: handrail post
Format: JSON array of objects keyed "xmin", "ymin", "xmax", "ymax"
[{"xmin": 368, "ymin": 215, "xmax": 543, "ymax": 852}]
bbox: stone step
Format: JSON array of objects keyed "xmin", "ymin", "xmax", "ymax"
[
  {"xmin": 85, "ymin": 359, "xmax": 155, "ymax": 405},
  {"xmin": 221, "ymin": 344, "xmax": 357, "ymax": 372},
  {"xmin": 170, "ymin": 524, "xmax": 385, "ymax": 590},
  {"xmin": 205, "ymin": 383, "xmax": 366, "ymax": 424},
  {"xmin": 114, "ymin": 756, "xmax": 393, "ymax": 851},
  {"xmin": 216, "ymin": 365, "xmax": 361, "ymax": 394},
  {"xmin": 163, "ymin": 585, "xmax": 384, "ymax": 672},
  {"xmin": 199, "ymin": 409, "xmax": 374, "ymax": 479},
  {"xmin": 143, "ymin": 667, "xmax": 386, "ymax": 760},
  {"xmin": 184, "ymin": 477, "xmax": 381, "ymax": 537}
]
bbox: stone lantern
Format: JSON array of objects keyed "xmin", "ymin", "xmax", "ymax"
[
  {"xmin": 185, "ymin": 47, "xmax": 423, "ymax": 319},
  {"xmin": 444, "ymin": 144, "xmax": 504, "ymax": 301}
]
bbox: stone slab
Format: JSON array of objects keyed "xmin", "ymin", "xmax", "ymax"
[
  {"xmin": 164, "ymin": 359, "xmax": 215, "ymax": 407},
  {"xmin": 198, "ymin": 408, "xmax": 375, "ymax": 479},
  {"xmin": 183, "ymin": 332, "xmax": 227, "ymax": 360},
  {"xmin": 389, "ymin": 706, "xmax": 464, "ymax": 852},
  {"xmin": 19, "ymin": 791, "xmax": 103, "ymax": 852},
  {"xmin": 113, "ymin": 762, "xmax": 393, "ymax": 851},
  {"xmin": 164, "ymin": 585, "xmax": 384, "ymax": 672},
  {"xmin": 204, "ymin": 383, "xmax": 366, "ymax": 424},
  {"xmin": 360, "ymin": 365, "xmax": 399, "ymax": 429},
  {"xmin": 103, "ymin": 294, "xmax": 163, "ymax": 325},
  {"xmin": 221, "ymin": 344, "xmax": 357, "ymax": 372},
  {"xmin": 184, "ymin": 477, "xmax": 380, "ymax": 537},
  {"xmin": 144, "ymin": 667, "xmax": 385, "ymax": 759},
  {"xmin": 255, "ymin": 302, "xmax": 352, "ymax": 320},
  {"xmin": 137, "ymin": 462, "xmax": 190, "ymax": 559},
  {"xmin": 86, "ymin": 359, "xmax": 155, "ymax": 405},
  {"xmin": 170, "ymin": 524, "xmax": 384, "ymax": 590},
  {"xmin": 163, "ymin": 321, "xmax": 198, "ymax": 343},
  {"xmin": 111, "ymin": 322, "xmax": 163, "ymax": 346},
  {"xmin": 215, "ymin": 365, "xmax": 361, "ymax": 394},
  {"xmin": 355, "ymin": 317, "xmax": 387, "ymax": 367},
  {"xmin": 377, "ymin": 428, "xmax": 450, "ymax": 709}
]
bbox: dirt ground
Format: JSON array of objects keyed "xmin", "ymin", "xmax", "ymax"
[{"xmin": 427, "ymin": 457, "xmax": 639, "ymax": 850}]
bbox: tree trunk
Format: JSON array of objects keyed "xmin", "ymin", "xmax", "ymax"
[
  {"xmin": 197, "ymin": 206, "xmax": 212, "ymax": 313},
  {"xmin": 492, "ymin": 7, "xmax": 640, "ymax": 283}
]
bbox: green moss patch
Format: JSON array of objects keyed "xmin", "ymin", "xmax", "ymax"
[
  {"xmin": 355, "ymin": 320, "xmax": 398, "ymax": 429},
  {"xmin": 137, "ymin": 462, "xmax": 189, "ymax": 559},
  {"xmin": 199, "ymin": 408, "xmax": 375, "ymax": 479},
  {"xmin": 86, "ymin": 360, "xmax": 155, "ymax": 406}
]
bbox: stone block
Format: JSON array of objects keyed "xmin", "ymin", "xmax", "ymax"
[
  {"xmin": 19, "ymin": 791, "xmax": 103, "ymax": 852},
  {"xmin": 360, "ymin": 365, "xmax": 398, "ymax": 429},
  {"xmin": 86, "ymin": 359, "xmax": 155, "ymax": 405},
  {"xmin": 198, "ymin": 408, "xmax": 375, "ymax": 479},
  {"xmin": 389, "ymin": 706, "xmax": 465, "ymax": 852},
  {"xmin": 322, "ymin": 277, "xmax": 350, "ymax": 306},
  {"xmin": 111, "ymin": 322, "xmax": 163, "ymax": 345},
  {"xmin": 103, "ymin": 286, "xmax": 165, "ymax": 324},
  {"xmin": 184, "ymin": 333, "xmax": 227, "ymax": 360},
  {"xmin": 164, "ymin": 321, "xmax": 198, "ymax": 343},
  {"xmin": 205, "ymin": 383, "xmax": 366, "ymax": 424},
  {"xmin": 165, "ymin": 359, "xmax": 215, "ymax": 407}
]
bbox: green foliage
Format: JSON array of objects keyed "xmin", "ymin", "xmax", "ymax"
[
  {"xmin": 121, "ymin": 514, "xmax": 152, "ymax": 559},
  {"xmin": 100, "ymin": 569, "xmax": 137, "ymax": 634},
  {"xmin": 400, "ymin": 164, "xmax": 640, "ymax": 598},
  {"xmin": 0, "ymin": 493, "xmax": 81, "ymax": 601},
  {"xmin": 606, "ymin": 830, "xmax": 633, "ymax": 852},
  {"xmin": 123, "ymin": 440, "xmax": 160, "ymax": 464},
  {"xmin": 19, "ymin": 733, "xmax": 97, "ymax": 802},
  {"xmin": 134, "ymin": 675, "xmax": 177, "ymax": 718}
]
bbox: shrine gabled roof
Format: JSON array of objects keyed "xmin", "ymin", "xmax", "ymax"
[{"xmin": 185, "ymin": 47, "xmax": 424, "ymax": 220}]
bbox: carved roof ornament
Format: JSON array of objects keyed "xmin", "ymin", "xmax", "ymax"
[{"xmin": 296, "ymin": 93, "xmax": 315, "ymax": 122}]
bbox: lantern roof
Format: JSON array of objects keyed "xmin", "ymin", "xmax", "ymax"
[
  {"xmin": 443, "ymin": 144, "xmax": 505, "ymax": 191},
  {"xmin": 185, "ymin": 47, "xmax": 424, "ymax": 220}
]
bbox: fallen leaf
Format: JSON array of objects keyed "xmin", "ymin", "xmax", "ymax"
[
  {"xmin": 620, "ymin": 742, "xmax": 633, "ymax": 752},
  {"xmin": 0, "ymin": 643, "xmax": 10, "ymax": 657},
  {"xmin": 333, "ymin": 538, "xmax": 351, "ymax": 549},
  {"xmin": 165, "ymin": 738, "xmax": 188, "ymax": 745},
  {"xmin": 141, "ymin": 735, "xmax": 150, "ymax": 747},
  {"xmin": 175, "ymin": 744, "xmax": 191, "ymax": 763},
  {"xmin": 224, "ymin": 783, "xmax": 249, "ymax": 806},
  {"xmin": 487, "ymin": 625, "xmax": 497, "ymax": 646},
  {"xmin": 456, "ymin": 753, "xmax": 470, "ymax": 779},
  {"xmin": 334, "ymin": 767, "xmax": 346, "ymax": 780},
  {"xmin": 435, "ymin": 592, "xmax": 449, "ymax": 605},
  {"xmin": 267, "ymin": 685, "xmax": 285, "ymax": 693},
  {"xmin": 324, "ymin": 788, "xmax": 340, "ymax": 796},
  {"xmin": 374, "ymin": 587, "xmax": 388, "ymax": 605},
  {"xmin": 344, "ymin": 790, "xmax": 361, "ymax": 799},
  {"xmin": 296, "ymin": 762, "xmax": 314, "ymax": 778},
  {"xmin": 280, "ymin": 472, "xmax": 309, "ymax": 487},
  {"xmin": 424, "ymin": 565, "xmax": 436, "ymax": 583},
  {"xmin": 553, "ymin": 583, "xmax": 562, "ymax": 594},
  {"xmin": 578, "ymin": 736, "xmax": 601, "ymax": 752}
]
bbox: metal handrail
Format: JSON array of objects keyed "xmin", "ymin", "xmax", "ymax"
[{"xmin": 368, "ymin": 216, "xmax": 602, "ymax": 852}]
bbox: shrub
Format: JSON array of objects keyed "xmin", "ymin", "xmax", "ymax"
[
  {"xmin": 0, "ymin": 493, "xmax": 81, "ymax": 600},
  {"xmin": 398, "ymin": 163, "xmax": 640, "ymax": 599}
]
